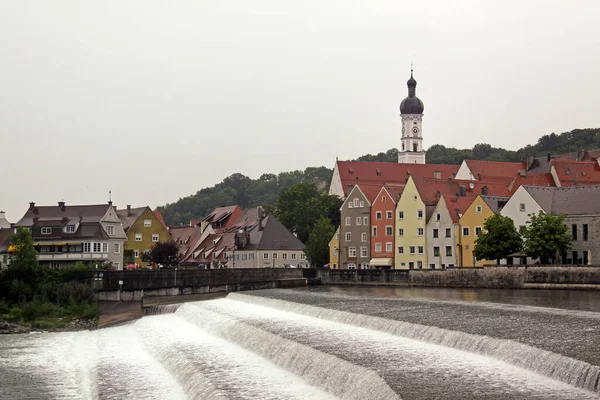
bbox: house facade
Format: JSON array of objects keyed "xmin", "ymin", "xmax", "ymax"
[
  {"xmin": 117, "ymin": 205, "xmax": 172, "ymax": 266},
  {"xmin": 329, "ymin": 227, "xmax": 340, "ymax": 269},
  {"xmin": 339, "ymin": 185, "xmax": 374, "ymax": 269},
  {"xmin": 394, "ymin": 177, "xmax": 427, "ymax": 269},
  {"xmin": 370, "ymin": 186, "xmax": 402, "ymax": 269},
  {"xmin": 14, "ymin": 201, "xmax": 127, "ymax": 269},
  {"xmin": 426, "ymin": 196, "xmax": 457, "ymax": 269}
]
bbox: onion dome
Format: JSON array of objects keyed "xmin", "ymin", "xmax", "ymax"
[{"xmin": 399, "ymin": 70, "xmax": 424, "ymax": 115}]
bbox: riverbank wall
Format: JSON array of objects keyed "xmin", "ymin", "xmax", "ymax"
[
  {"xmin": 94, "ymin": 268, "xmax": 306, "ymax": 301},
  {"xmin": 307, "ymin": 266, "xmax": 600, "ymax": 290}
]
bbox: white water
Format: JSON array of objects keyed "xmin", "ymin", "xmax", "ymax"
[{"xmin": 1, "ymin": 292, "xmax": 599, "ymax": 399}]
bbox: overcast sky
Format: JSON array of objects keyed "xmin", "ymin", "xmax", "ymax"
[{"xmin": 1, "ymin": 1, "xmax": 599, "ymax": 220}]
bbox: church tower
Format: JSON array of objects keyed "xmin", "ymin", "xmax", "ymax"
[{"xmin": 398, "ymin": 69, "xmax": 426, "ymax": 164}]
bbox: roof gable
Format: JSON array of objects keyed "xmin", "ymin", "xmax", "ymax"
[
  {"xmin": 550, "ymin": 160, "xmax": 600, "ymax": 186},
  {"xmin": 523, "ymin": 185, "xmax": 600, "ymax": 215},
  {"xmin": 256, "ymin": 216, "xmax": 305, "ymax": 250},
  {"xmin": 464, "ymin": 160, "xmax": 526, "ymax": 180}
]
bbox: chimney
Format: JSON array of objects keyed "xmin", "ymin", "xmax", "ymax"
[
  {"xmin": 29, "ymin": 202, "xmax": 35, "ymax": 210},
  {"xmin": 433, "ymin": 170, "xmax": 441, "ymax": 180},
  {"xmin": 127, "ymin": 205, "xmax": 131, "ymax": 216},
  {"xmin": 482, "ymin": 186, "xmax": 488, "ymax": 195},
  {"xmin": 257, "ymin": 206, "xmax": 265, "ymax": 231},
  {"xmin": 0, "ymin": 211, "xmax": 5, "ymax": 219},
  {"xmin": 547, "ymin": 153, "xmax": 551, "ymax": 162},
  {"xmin": 459, "ymin": 186, "xmax": 467, "ymax": 197},
  {"xmin": 58, "ymin": 201, "xmax": 66, "ymax": 211}
]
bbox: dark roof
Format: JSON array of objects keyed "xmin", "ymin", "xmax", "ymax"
[
  {"xmin": 16, "ymin": 204, "xmax": 110, "ymax": 227},
  {"xmin": 253, "ymin": 216, "xmax": 305, "ymax": 251},
  {"xmin": 399, "ymin": 70, "xmax": 424, "ymax": 114},
  {"xmin": 116, "ymin": 207, "xmax": 148, "ymax": 231},
  {"xmin": 523, "ymin": 185, "xmax": 600, "ymax": 215},
  {"xmin": 481, "ymin": 195, "xmax": 510, "ymax": 213}
]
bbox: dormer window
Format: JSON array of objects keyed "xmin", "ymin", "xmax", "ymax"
[
  {"xmin": 106, "ymin": 225, "xmax": 115, "ymax": 236},
  {"xmin": 64, "ymin": 225, "xmax": 76, "ymax": 233},
  {"xmin": 41, "ymin": 227, "xmax": 52, "ymax": 235}
]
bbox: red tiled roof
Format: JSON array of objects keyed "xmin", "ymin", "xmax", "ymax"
[
  {"xmin": 465, "ymin": 160, "xmax": 526, "ymax": 180},
  {"xmin": 336, "ymin": 161, "xmax": 459, "ymax": 196},
  {"xmin": 507, "ymin": 173, "xmax": 555, "ymax": 192},
  {"xmin": 202, "ymin": 205, "xmax": 244, "ymax": 229},
  {"xmin": 153, "ymin": 210, "xmax": 168, "ymax": 229},
  {"xmin": 551, "ymin": 160, "xmax": 600, "ymax": 187},
  {"xmin": 443, "ymin": 195, "xmax": 476, "ymax": 223}
]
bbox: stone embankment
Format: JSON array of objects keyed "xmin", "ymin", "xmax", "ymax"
[{"xmin": 0, "ymin": 319, "xmax": 96, "ymax": 334}]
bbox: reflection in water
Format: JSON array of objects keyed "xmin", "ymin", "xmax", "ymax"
[{"xmin": 0, "ymin": 287, "xmax": 599, "ymax": 400}]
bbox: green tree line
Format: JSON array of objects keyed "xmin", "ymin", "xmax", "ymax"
[{"xmin": 160, "ymin": 128, "xmax": 600, "ymax": 226}]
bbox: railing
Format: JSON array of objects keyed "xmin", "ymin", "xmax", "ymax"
[{"xmin": 38, "ymin": 253, "xmax": 109, "ymax": 260}]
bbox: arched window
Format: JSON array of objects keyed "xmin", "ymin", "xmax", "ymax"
[{"xmin": 413, "ymin": 143, "xmax": 418, "ymax": 152}]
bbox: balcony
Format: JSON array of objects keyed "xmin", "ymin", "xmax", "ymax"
[{"xmin": 37, "ymin": 253, "xmax": 109, "ymax": 261}]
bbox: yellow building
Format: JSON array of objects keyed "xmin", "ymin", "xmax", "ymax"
[
  {"xmin": 458, "ymin": 195, "xmax": 509, "ymax": 266},
  {"xmin": 117, "ymin": 206, "xmax": 171, "ymax": 266},
  {"xmin": 329, "ymin": 227, "xmax": 340, "ymax": 269},
  {"xmin": 394, "ymin": 176, "xmax": 427, "ymax": 269}
]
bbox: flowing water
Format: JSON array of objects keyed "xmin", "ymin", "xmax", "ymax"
[{"xmin": 1, "ymin": 286, "xmax": 599, "ymax": 399}]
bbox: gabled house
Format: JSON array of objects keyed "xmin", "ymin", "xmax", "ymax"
[
  {"xmin": 395, "ymin": 176, "xmax": 429, "ymax": 270},
  {"xmin": 501, "ymin": 185, "xmax": 600, "ymax": 265},
  {"xmin": 117, "ymin": 205, "xmax": 172, "ymax": 266},
  {"xmin": 14, "ymin": 201, "xmax": 127, "ymax": 269},
  {"xmin": 549, "ymin": 160, "xmax": 600, "ymax": 187},
  {"xmin": 458, "ymin": 195, "xmax": 509, "ymax": 267},
  {"xmin": 328, "ymin": 227, "xmax": 340, "ymax": 269},
  {"xmin": 370, "ymin": 185, "xmax": 404, "ymax": 269},
  {"xmin": 339, "ymin": 185, "xmax": 379, "ymax": 269}
]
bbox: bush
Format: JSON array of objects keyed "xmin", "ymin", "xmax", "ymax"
[{"xmin": 3, "ymin": 306, "xmax": 23, "ymax": 322}]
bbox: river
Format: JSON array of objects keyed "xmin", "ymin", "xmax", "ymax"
[{"xmin": 1, "ymin": 287, "xmax": 599, "ymax": 399}]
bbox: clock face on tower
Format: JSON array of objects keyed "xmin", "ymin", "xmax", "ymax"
[{"xmin": 412, "ymin": 126, "xmax": 419, "ymax": 135}]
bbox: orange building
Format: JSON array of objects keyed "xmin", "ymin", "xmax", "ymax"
[{"xmin": 369, "ymin": 185, "xmax": 404, "ymax": 269}]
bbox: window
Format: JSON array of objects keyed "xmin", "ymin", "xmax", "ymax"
[
  {"xmin": 463, "ymin": 227, "xmax": 470, "ymax": 237},
  {"xmin": 50, "ymin": 262, "xmax": 60, "ymax": 268},
  {"xmin": 134, "ymin": 249, "xmax": 139, "ymax": 258},
  {"xmin": 106, "ymin": 225, "xmax": 114, "ymax": 236},
  {"xmin": 273, "ymin": 253, "xmax": 278, "ymax": 259},
  {"xmin": 372, "ymin": 227, "xmax": 377, "ymax": 237},
  {"xmin": 113, "ymin": 262, "xmax": 120, "ymax": 269},
  {"xmin": 572, "ymin": 251, "xmax": 578, "ymax": 264},
  {"xmin": 382, "ymin": 196, "xmax": 387, "ymax": 203},
  {"xmin": 409, "ymin": 262, "xmax": 414, "ymax": 269},
  {"xmin": 144, "ymin": 219, "xmax": 152, "ymax": 227},
  {"xmin": 572, "ymin": 224, "xmax": 578, "ymax": 240},
  {"xmin": 301, "ymin": 254, "xmax": 306, "ymax": 260},
  {"xmin": 375, "ymin": 242, "xmax": 382, "ymax": 252},
  {"xmin": 583, "ymin": 224, "xmax": 588, "ymax": 241},
  {"xmin": 291, "ymin": 253, "xmax": 296, "ymax": 260},
  {"xmin": 519, "ymin": 203, "xmax": 526, "ymax": 212},
  {"xmin": 152, "ymin": 234, "xmax": 159, "ymax": 242},
  {"xmin": 363, "ymin": 216, "xmax": 369, "ymax": 225},
  {"xmin": 418, "ymin": 246, "xmax": 424, "ymax": 254},
  {"xmin": 386, "ymin": 242, "xmax": 392, "ymax": 252},
  {"xmin": 349, "ymin": 247, "xmax": 356, "ymax": 257},
  {"xmin": 417, "ymin": 228, "xmax": 424, "ymax": 236},
  {"xmin": 113, "ymin": 243, "xmax": 120, "ymax": 254},
  {"xmin": 398, "ymin": 246, "xmax": 404, "ymax": 254},
  {"xmin": 333, "ymin": 247, "xmax": 337, "ymax": 256},
  {"xmin": 386, "ymin": 226, "xmax": 393, "ymax": 236},
  {"xmin": 476, "ymin": 205, "xmax": 483, "ymax": 214},
  {"xmin": 84, "ymin": 243, "xmax": 91, "ymax": 252},
  {"xmin": 347, "ymin": 263, "xmax": 356, "ymax": 270},
  {"xmin": 102, "ymin": 243, "xmax": 108, "ymax": 253},
  {"xmin": 64, "ymin": 225, "xmax": 75, "ymax": 233},
  {"xmin": 446, "ymin": 246, "xmax": 453, "ymax": 256},
  {"xmin": 398, "ymin": 211, "xmax": 405, "ymax": 220},
  {"xmin": 398, "ymin": 228, "xmax": 404, "ymax": 236},
  {"xmin": 359, "ymin": 201, "xmax": 365, "ymax": 208},
  {"xmin": 519, "ymin": 225, "xmax": 526, "ymax": 234},
  {"xmin": 41, "ymin": 227, "xmax": 52, "ymax": 235},
  {"xmin": 446, "ymin": 228, "xmax": 452, "ymax": 238},
  {"xmin": 434, "ymin": 246, "xmax": 440, "ymax": 257},
  {"xmin": 356, "ymin": 217, "xmax": 362, "ymax": 226},
  {"xmin": 417, "ymin": 209, "xmax": 423, "ymax": 219},
  {"xmin": 417, "ymin": 261, "xmax": 423, "ymax": 269},
  {"xmin": 345, "ymin": 232, "xmax": 351, "ymax": 242},
  {"xmin": 436, "ymin": 213, "xmax": 441, "ymax": 221},
  {"xmin": 433, "ymin": 229, "xmax": 439, "ymax": 238},
  {"xmin": 345, "ymin": 217, "xmax": 351, "ymax": 226},
  {"xmin": 360, "ymin": 246, "xmax": 368, "ymax": 257},
  {"xmin": 353, "ymin": 198, "xmax": 359, "ymax": 208},
  {"xmin": 409, "ymin": 246, "xmax": 415, "ymax": 254},
  {"xmin": 348, "ymin": 202, "xmax": 353, "ymax": 209},
  {"xmin": 386, "ymin": 211, "xmax": 393, "ymax": 220},
  {"xmin": 263, "ymin": 253, "xmax": 269, "ymax": 259},
  {"xmin": 135, "ymin": 233, "xmax": 142, "ymax": 242},
  {"xmin": 475, "ymin": 227, "xmax": 482, "ymax": 236},
  {"xmin": 361, "ymin": 232, "xmax": 367, "ymax": 242},
  {"xmin": 243, "ymin": 254, "xmax": 249, "ymax": 260},
  {"xmin": 376, "ymin": 211, "xmax": 382, "ymax": 220},
  {"xmin": 93, "ymin": 243, "xmax": 101, "ymax": 252}
]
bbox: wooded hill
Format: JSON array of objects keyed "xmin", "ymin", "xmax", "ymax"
[{"xmin": 159, "ymin": 128, "xmax": 600, "ymax": 226}]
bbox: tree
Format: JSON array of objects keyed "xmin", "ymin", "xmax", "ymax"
[
  {"xmin": 141, "ymin": 241, "xmax": 182, "ymax": 267},
  {"xmin": 473, "ymin": 214, "xmax": 523, "ymax": 265},
  {"xmin": 522, "ymin": 211, "xmax": 571, "ymax": 264},
  {"xmin": 1, "ymin": 227, "xmax": 41, "ymax": 303},
  {"xmin": 304, "ymin": 217, "xmax": 335, "ymax": 268}
]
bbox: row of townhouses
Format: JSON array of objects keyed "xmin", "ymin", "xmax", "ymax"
[
  {"xmin": 327, "ymin": 70, "xmax": 600, "ymax": 269},
  {"xmin": 0, "ymin": 202, "xmax": 307, "ymax": 270}
]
